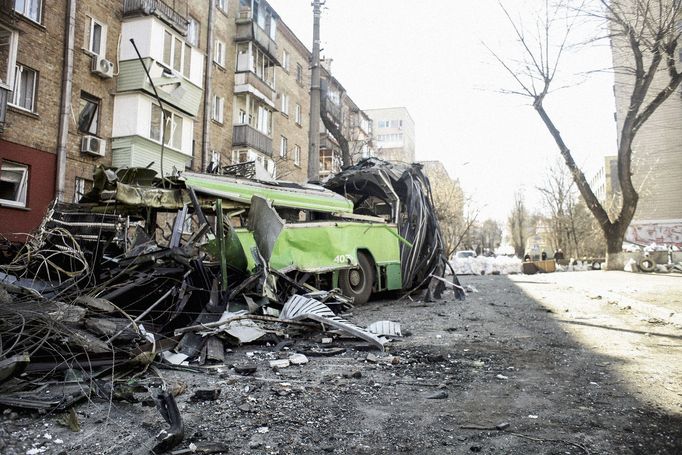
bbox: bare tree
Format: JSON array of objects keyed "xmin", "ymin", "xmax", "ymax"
[
  {"xmin": 491, "ymin": 0, "xmax": 682, "ymax": 269},
  {"xmin": 422, "ymin": 163, "xmax": 469, "ymax": 256},
  {"xmin": 508, "ymin": 189, "xmax": 529, "ymax": 257}
]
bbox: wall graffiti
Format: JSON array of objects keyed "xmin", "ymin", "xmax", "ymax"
[{"xmin": 626, "ymin": 222, "xmax": 682, "ymax": 248}]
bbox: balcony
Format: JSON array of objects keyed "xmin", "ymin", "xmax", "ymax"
[
  {"xmin": 232, "ymin": 124, "xmax": 272, "ymax": 157},
  {"xmin": 234, "ymin": 72, "xmax": 276, "ymax": 105},
  {"xmin": 322, "ymin": 98, "xmax": 342, "ymax": 125},
  {"xmin": 235, "ymin": 22, "xmax": 278, "ymax": 64},
  {"xmin": 123, "ymin": 0, "xmax": 188, "ymax": 35},
  {"xmin": 0, "ymin": 87, "xmax": 7, "ymax": 133}
]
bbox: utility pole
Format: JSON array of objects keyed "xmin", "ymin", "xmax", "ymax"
[{"xmin": 307, "ymin": 0, "xmax": 323, "ymax": 182}]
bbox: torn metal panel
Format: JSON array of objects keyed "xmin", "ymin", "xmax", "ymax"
[
  {"xmin": 367, "ymin": 321, "xmax": 403, "ymax": 337},
  {"xmin": 109, "ymin": 182, "xmax": 190, "ymax": 209},
  {"xmin": 280, "ymin": 295, "xmax": 387, "ymax": 350},
  {"xmin": 248, "ymin": 196, "xmax": 285, "ymax": 262},
  {"xmin": 182, "ymin": 171, "xmax": 354, "ymax": 214}
]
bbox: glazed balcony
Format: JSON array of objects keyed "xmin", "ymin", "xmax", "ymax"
[
  {"xmin": 235, "ymin": 21, "xmax": 278, "ymax": 64},
  {"xmin": 232, "ymin": 124, "xmax": 272, "ymax": 157},
  {"xmin": 123, "ymin": 0, "xmax": 188, "ymax": 35},
  {"xmin": 234, "ymin": 71, "xmax": 276, "ymax": 105}
]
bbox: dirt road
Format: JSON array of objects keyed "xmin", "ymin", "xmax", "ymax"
[{"xmin": 2, "ymin": 271, "xmax": 681, "ymax": 454}]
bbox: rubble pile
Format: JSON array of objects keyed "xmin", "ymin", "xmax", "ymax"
[{"xmin": 0, "ymin": 159, "xmax": 463, "ymax": 453}]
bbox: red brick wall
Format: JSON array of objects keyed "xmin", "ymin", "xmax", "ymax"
[{"xmin": 0, "ymin": 139, "xmax": 56, "ymax": 241}]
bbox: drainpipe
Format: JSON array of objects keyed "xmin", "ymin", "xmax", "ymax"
[
  {"xmin": 55, "ymin": 0, "xmax": 76, "ymax": 202},
  {"xmin": 201, "ymin": 0, "xmax": 216, "ymax": 172}
]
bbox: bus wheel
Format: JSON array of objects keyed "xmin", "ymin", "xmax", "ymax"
[{"xmin": 339, "ymin": 252, "xmax": 374, "ymax": 305}]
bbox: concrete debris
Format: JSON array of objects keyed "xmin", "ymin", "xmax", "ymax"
[
  {"xmin": 269, "ymin": 359, "xmax": 291, "ymax": 369},
  {"xmin": 289, "ymin": 354, "xmax": 309, "ymax": 365}
]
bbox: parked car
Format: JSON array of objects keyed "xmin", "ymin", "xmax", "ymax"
[{"xmin": 454, "ymin": 250, "xmax": 477, "ymax": 259}]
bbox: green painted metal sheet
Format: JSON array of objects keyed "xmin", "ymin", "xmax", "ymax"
[
  {"xmin": 117, "ymin": 58, "xmax": 203, "ymax": 117},
  {"xmin": 269, "ymin": 222, "xmax": 401, "ymax": 284},
  {"xmin": 112, "ymin": 135, "xmax": 191, "ymax": 176},
  {"xmin": 182, "ymin": 172, "xmax": 354, "ymax": 214}
]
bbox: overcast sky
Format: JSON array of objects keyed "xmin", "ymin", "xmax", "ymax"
[{"xmin": 268, "ymin": 0, "xmax": 617, "ymax": 224}]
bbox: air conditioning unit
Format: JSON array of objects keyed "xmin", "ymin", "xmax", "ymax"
[
  {"xmin": 91, "ymin": 55, "xmax": 114, "ymax": 79},
  {"xmin": 81, "ymin": 135, "xmax": 106, "ymax": 157}
]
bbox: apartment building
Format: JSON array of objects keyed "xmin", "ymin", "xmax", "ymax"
[
  {"xmin": 271, "ymin": 19, "xmax": 308, "ymax": 181},
  {"xmin": 318, "ymin": 62, "xmax": 374, "ymax": 178},
  {"xmin": 611, "ymin": 3, "xmax": 682, "ymax": 247},
  {"xmin": 365, "ymin": 107, "xmax": 415, "ymax": 163},
  {"xmin": 0, "ymin": 0, "xmax": 373, "ymax": 241}
]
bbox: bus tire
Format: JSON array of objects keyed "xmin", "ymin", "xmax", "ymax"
[
  {"xmin": 339, "ymin": 252, "xmax": 374, "ymax": 305},
  {"xmin": 638, "ymin": 257, "xmax": 656, "ymax": 273}
]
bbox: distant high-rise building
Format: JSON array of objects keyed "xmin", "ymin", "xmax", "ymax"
[{"xmin": 365, "ymin": 107, "xmax": 415, "ymax": 163}]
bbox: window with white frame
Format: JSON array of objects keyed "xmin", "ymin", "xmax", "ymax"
[
  {"xmin": 10, "ymin": 64, "xmax": 37, "ymax": 112},
  {"xmin": 280, "ymin": 93, "xmax": 289, "ymax": 115},
  {"xmin": 0, "ymin": 26, "xmax": 18, "ymax": 89},
  {"xmin": 280, "ymin": 135, "xmax": 287, "ymax": 158},
  {"xmin": 186, "ymin": 17, "xmax": 200, "ymax": 47},
  {"xmin": 14, "ymin": 0, "xmax": 42, "ymax": 23},
  {"xmin": 163, "ymin": 30, "xmax": 191, "ymax": 77},
  {"xmin": 86, "ymin": 17, "xmax": 107, "ymax": 56},
  {"xmin": 216, "ymin": 0, "xmax": 227, "ymax": 13},
  {"xmin": 78, "ymin": 92, "xmax": 100, "ymax": 135},
  {"xmin": 295, "ymin": 103, "xmax": 302, "ymax": 125},
  {"xmin": 238, "ymin": 109, "xmax": 246, "ymax": 124},
  {"xmin": 282, "ymin": 49, "xmax": 289, "ymax": 72},
  {"xmin": 0, "ymin": 161, "xmax": 28, "ymax": 207},
  {"xmin": 214, "ymin": 39, "xmax": 226, "ymax": 67},
  {"xmin": 212, "ymin": 95, "xmax": 224, "ymax": 123},
  {"xmin": 73, "ymin": 177, "xmax": 93, "ymax": 203},
  {"xmin": 150, "ymin": 104, "xmax": 183, "ymax": 150},
  {"xmin": 293, "ymin": 144, "xmax": 301, "ymax": 166},
  {"xmin": 256, "ymin": 105, "xmax": 271, "ymax": 135}
]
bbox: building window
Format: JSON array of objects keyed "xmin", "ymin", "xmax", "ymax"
[
  {"xmin": 295, "ymin": 103, "xmax": 302, "ymax": 125},
  {"xmin": 216, "ymin": 0, "xmax": 227, "ymax": 13},
  {"xmin": 87, "ymin": 17, "xmax": 107, "ymax": 56},
  {"xmin": 280, "ymin": 135, "xmax": 287, "ymax": 158},
  {"xmin": 187, "ymin": 17, "xmax": 200, "ymax": 47},
  {"xmin": 282, "ymin": 49, "xmax": 289, "ymax": 72},
  {"xmin": 214, "ymin": 39, "xmax": 226, "ymax": 67},
  {"xmin": 233, "ymin": 150, "xmax": 249, "ymax": 163},
  {"xmin": 150, "ymin": 104, "xmax": 183, "ymax": 150},
  {"xmin": 163, "ymin": 30, "xmax": 191, "ymax": 77},
  {"xmin": 293, "ymin": 144, "xmax": 301, "ymax": 166},
  {"xmin": 73, "ymin": 177, "xmax": 93, "ymax": 203},
  {"xmin": 238, "ymin": 109, "xmax": 246, "ymax": 124},
  {"xmin": 78, "ymin": 92, "xmax": 100, "ymax": 135},
  {"xmin": 280, "ymin": 93, "xmax": 289, "ymax": 115},
  {"xmin": 10, "ymin": 64, "xmax": 37, "ymax": 112},
  {"xmin": 378, "ymin": 120, "xmax": 389, "ymax": 128},
  {"xmin": 0, "ymin": 26, "xmax": 18, "ymax": 89},
  {"xmin": 296, "ymin": 63, "xmax": 303, "ymax": 85},
  {"xmin": 212, "ymin": 95, "xmax": 224, "ymax": 123},
  {"xmin": 14, "ymin": 0, "xmax": 42, "ymax": 23},
  {"xmin": 0, "ymin": 161, "xmax": 28, "ymax": 207}
]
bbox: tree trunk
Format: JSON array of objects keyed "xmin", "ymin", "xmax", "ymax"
[
  {"xmin": 320, "ymin": 114, "xmax": 350, "ymax": 167},
  {"xmin": 604, "ymin": 224, "xmax": 627, "ymax": 271}
]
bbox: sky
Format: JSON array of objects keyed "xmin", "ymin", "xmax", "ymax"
[{"xmin": 268, "ymin": 0, "xmax": 617, "ymax": 223}]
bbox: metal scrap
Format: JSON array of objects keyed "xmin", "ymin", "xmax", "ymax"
[{"xmin": 280, "ymin": 295, "xmax": 388, "ymax": 350}]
